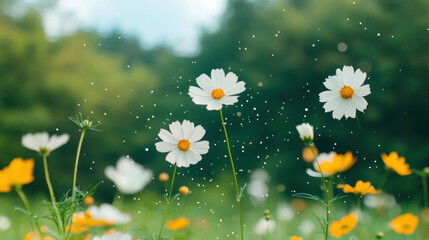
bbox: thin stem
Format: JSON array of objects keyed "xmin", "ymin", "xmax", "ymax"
[
  {"xmin": 220, "ymin": 109, "xmax": 244, "ymax": 240},
  {"xmin": 422, "ymin": 175, "xmax": 428, "ymax": 208},
  {"xmin": 378, "ymin": 170, "xmax": 390, "ymax": 189},
  {"xmin": 157, "ymin": 164, "xmax": 177, "ymax": 240},
  {"xmin": 356, "ymin": 115, "xmax": 362, "ymax": 135},
  {"xmin": 72, "ymin": 130, "xmax": 86, "ymax": 193},
  {"xmin": 66, "ymin": 129, "xmax": 86, "ymax": 238},
  {"xmin": 42, "ymin": 154, "xmax": 64, "ymax": 237},
  {"xmin": 15, "ymin": 186, "xmax": 40, "ymax": 234},
  {"xmin": 356, "ymin": 195, "xmax": 362, "ymax": 218},
  {"xmin": 309, "ymin": 145, "xmax": 329, "ymax": 240}
]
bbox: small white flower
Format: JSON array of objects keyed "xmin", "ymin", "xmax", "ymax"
[
  {"xmin": 300, "ymin": 219, "xmax": 315, "ymax": 235},
  {"xmin": 296, "ymin": 123, "xmax": 314, "ymax": 143},
  {"xmin": 188, "ymin": 68, "xmax": 246, "ymax": 111},
  {"xmin": 277, "ymin": 202, "xmax": 295, "ymax": 221},
  {"xmin": 0, "ymin": 215, "xmax": 11, "ymax": 231},
  {"xmin": 254, "ymin": 217, "xmax": 276, "ymax": 235},
  {"xmin": 306, "ymin": 152, "xmax": 336, "ymax": 177},
  {"xmin": 87, "ymin": 204, "xmax": 131, "ymax": 224},
  {"xmin": 92, "ymin": 232, "xmax": 132, "ymax": 240},
  {"xmin": 155, "ymin": 120, "xmax": 209, "ymax": 167},
  {"xmin": 105, "ymin": 156, "xmax": 153, "ymax": 194},
  {"xmin": 248, "ymin": 169, "xmax": 270, "ymax": 204},
  {"xmin": 22, "ymin": 132, "xmax": 69, "ymax": 155},
  {"xmin": 319, "ymin": 65, "xmax": 371, "ymax": 120}
]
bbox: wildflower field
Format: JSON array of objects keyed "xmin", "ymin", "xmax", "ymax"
[{"xmin": 0, "ymin": 0, "xmax": 428, "ymax": 240}]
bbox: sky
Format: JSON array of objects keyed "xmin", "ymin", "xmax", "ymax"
[{"xmin": 8, "ymin": 0, "xmax": 228, "ymax": 56}]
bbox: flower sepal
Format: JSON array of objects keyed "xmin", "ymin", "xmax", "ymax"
[{"xmin": 69, "ymin": 113, "xmax": 101, "ymax": 132}]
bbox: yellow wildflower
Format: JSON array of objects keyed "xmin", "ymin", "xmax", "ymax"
[
  {"xmin": 0, "ymin": 158, "xmax": 34, "ymax": 193},
  {"xmin": 381, "ymin": 152, "xmax": 412, "ymax": 175},
  {"xmin": 316, "ymin": 151, "xmax": 356, "ymax": 176},
  {"xmin": 390, "ymin": 213, "xmax": 419, "ymax": 235},
  {"xmin": 337, "ymin": 180, "xmax": 381, "ymax": 196},
  {"xmin": 290, "ymin": 236, "xmax": 303, "ymax": 240},
  {"xmin": 166, "ymin": 217, "xmax": 190, "ymax": 230},
  {"xmin": 23, "ymin": 231, "xmax": 54, "ymax": 240},
  {"xmin": 329, "ymin": 213, "xmax": 357, "ymax": 238}
]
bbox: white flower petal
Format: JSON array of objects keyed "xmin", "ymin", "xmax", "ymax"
[
  {"xmin": 207, "ymin": 100, "xmax": 222, "ymax": 110},
  {"xmin": 181, "ymin": 120, "xmax": 194, "ymax": 139},
  {"xmin": 342, "ymin": 66, "xmax": 355, "ymax": 86},
  {"xmin": 351, "ymin": 68, "xmax": 367, "ymax": 89},
  {"xmin": 323, "ymin": 76, "xmax": 342, "ymax": 91},
  {"xmin": 155, "ymin": 142, "xmax": 177, "ymax": 153},
  {"xmin": 22, "ymin": 132, "xmax": 45, "ymax": 151},
  {"xmin": 319, "ymin": 90, "xmax": 339, "ymax": 102},
  {"xmin": 225, "ymin": 81, "xmax": 246, "ymax": 96},
  {"xmin": 220, "ymin": 96, "xmax": 239, "ymax": 105},
  {"xmin": 189, "ymin": 86, "xmax": 211, "ymax": 98},
  {"xmin": 186, "ymin": 150, "xmax": 202, "ymax": 165},
  {"xmin": 323, "ymin": 97, "xmax": 341, "ymax": 112},
  {"xmin": 344, "ymin": 100, "xmax": 356, "ymax": 119},
  {"xmin": 188, "ymin": 125, "xmax": 206, "ymax": 143},
  {"xmin": 166, "ymin": 149, "xmax": 179, "ymax": 165},
  {"xmin": 352, "ymin": 95, "xmax": 368, "ymax": 112},
  {"xmin": 196, "ymin": 74, "xmax": 214, "ymax": 92},
  {"xmin": 190, "ymin": 141, "xmax": 209, "ymax": 154},
  {"xmin": 355, "ymin": 84, "xmax": 371, "ymax": 97},
  {"xmin": 158, "ymin": 129, "xmax": 178, "ymax": 143},
  {"xmin": 46, "ymin": 134, "xmax": 69, "ymax": 152},
  {"xmin": 169, "ymin": 121, "xmax": 183, "ymax": 139},
  {"xmin": 190, "ymin": 95, "xmax": 213, "ymax": 105},
  {"xmin": 332, "ymin": 100, "xmax": 346, "ymax": 120},
  {"xmin": 211, "ymin": 69, "xmax": 225, "ymax": 88},
  {"xmin": 221, "ymin": 72, "xmax": 238, "ymax": 92}
]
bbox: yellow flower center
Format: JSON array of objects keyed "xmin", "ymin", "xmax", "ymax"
[
  {"xmin": 177, "ymin": 139, "xmax": 191, "ymax": 151},
  {"xmin": 211, "ymin": 88, "xmax": 225, "ymax": 100},
  {"xmin": 340, "ymin": 85, "xmax": 354, "ymax": 99}
]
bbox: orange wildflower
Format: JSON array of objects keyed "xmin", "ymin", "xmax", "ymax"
[
  {"xmin": 329, "ymin": 213, "xmax": 357, "ymax": 238},
  {"xmin": 0, "ymin": 158, "xmax": 34, "ymax": 193},
  {"xmin": 337, "ymin": 180, "xmax": 381, "ymax": 196},
  {"xmin": 316, "ymin": 151, "xmax": 356, "ymax": 176},
  {"xmin": 166, "ymin": 217, "xmax": 190, "ymax": 230},
  {"xmin": 23, "ymin": 231, "xmax": 54, "ymax": 240},
  {"xmin": 290, "ymin": 236, "xmax": 303, "ymax": 240},
  {"xmin": 83, "ymin": 196, "xmax": 95, "ymax": 206},
  {"xmin": 381, "ymin": 152, "xmax": 412, "ymax": 176},
  {"xmin": 68, "ymin": 211, "xmax": 112, "ymax": 233},
  {"xmin": 179, "ymin": 186, "xmax": 190, "ymax": 196},
  {"xmin": 390, "ymin": 213, "xmax": 419, "ymax": 235}
]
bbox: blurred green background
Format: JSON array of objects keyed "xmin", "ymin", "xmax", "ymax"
[{"xmin": 0, "ymin": 0, "xmax": 428, "ymax": 204}]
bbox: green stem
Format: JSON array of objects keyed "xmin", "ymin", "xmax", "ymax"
[
  {"xmin": 423, "ymin": 175, "xmax": 428, "ymax": 208},
  {"xmin": 157, "ymin": 164, "xmax": 177, "ymax": 240},
  {"xmin": 356, "ymin": 115, "xmax": 362, "ymax": 135},
  {"xmin": 309, "ymin": 145, "xmax": 329, "ymax": 240},
  {"xmin": 15, "ymin": 186, "xmax": 40, "ymax": 234},
  {"xmin": 356, "ymin": 195, "xmax": 362, "ymax": 216},
  {"xmin": 220, "ymin": 109, "xmax": 244, "ymax": 240},
  {"xmin": 66, "ymin": 129, "xmax": 86, "ymax": 238},
  {"xmin": 378, "ymin": 170, "xmax": 390, "ymax": 190},
  {"xmin": 42, "ymin": 154, "xmax": 64, "ymax": 237}
]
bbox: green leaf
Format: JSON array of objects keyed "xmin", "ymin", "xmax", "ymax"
[
  {"xmin": 171, "ymin": 193, "xmax": 181, "ymax": 201},
  {"xmin": 239, "ymin": 182, "xmax": 248, "ymax": 200},
  {"xmin": 293, "ymin": 193, "xmax": 326, "ymax": 205},
  {"xmin": 329, "ymin": 193, "xmax": 349, "ymax": 205},
  {"xmin": 312, "ymin": 211, "xmax": 326, "ymax": 232}
]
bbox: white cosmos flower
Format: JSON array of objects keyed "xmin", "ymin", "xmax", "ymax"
[
  {"xmin": 277, "ymin": 202, "xmax": 295, "ymax": 221},
  {"xmin": 306, "ymin": 152, "xmax": 336, "ymax": 177},
  {"xmin": 254, "ymin": 217, "xmax": 276, "ymax": 235},
  {"xmin": 105, "ymin": 156, "xmax": 153, "ymax": 194},
  {"xmin": 319, "ymin": 65, "xmax": 371, "ymax": 120},
  {"xmin": 296, "ymin": 123, "xmax": 314, "ymax": 143},
  {"xmin": 188, "ymin": 68, "xmax": 246, "ymax": 110},
  {"xmin": 92, "ymin": 232, "xmax": 132, "ymax": 240},
  {"xmin": 22, "ymin": 132, "xmax": 69, "ymax": 155},
  {"xmin": 86, "ymin": 204, "xmax": 131, "ymax": 224},
  {"xmin": 0, "ymin": 215, "xmax": 11, "ymax": 231},
  {"xmin": 155, "ymin": 120, "xmax": 209, "ymax": 168}
]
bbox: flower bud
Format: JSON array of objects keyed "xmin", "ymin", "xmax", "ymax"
[
  {"xmin": 83, "ymin": 119, "xmax": 93, "ymax": 128},
  {"xmin": 264, "ymin": 210, "xmax": 270, "ymax": 216},
  {"xmin": 302, "ymin": 146, "xmax": 318, "ymax": 163},
  {"xmin": 376, "ymin": 231, "xmax": 384, "ymax": 239},
  {"xmin": 159, "ymin": 172, "xmax": 169, "ymax": 182},
  {"xmin": 84, "ymin": 196, "xmax": 95, "ymax": 206},
  {"xmin": 179, "ymin": 186, "xmax": 190, "ymax": 196},
  {"xmin": 296, "ymin": 123, "xmax": 314, "ymax": 144},
  {"xmin": 423, "ymin": 167, "xmax": 429, "ymax": 175},
  {"xmin": 265, "ymin": 215, "xmax": 271, "ymax": 221}
]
